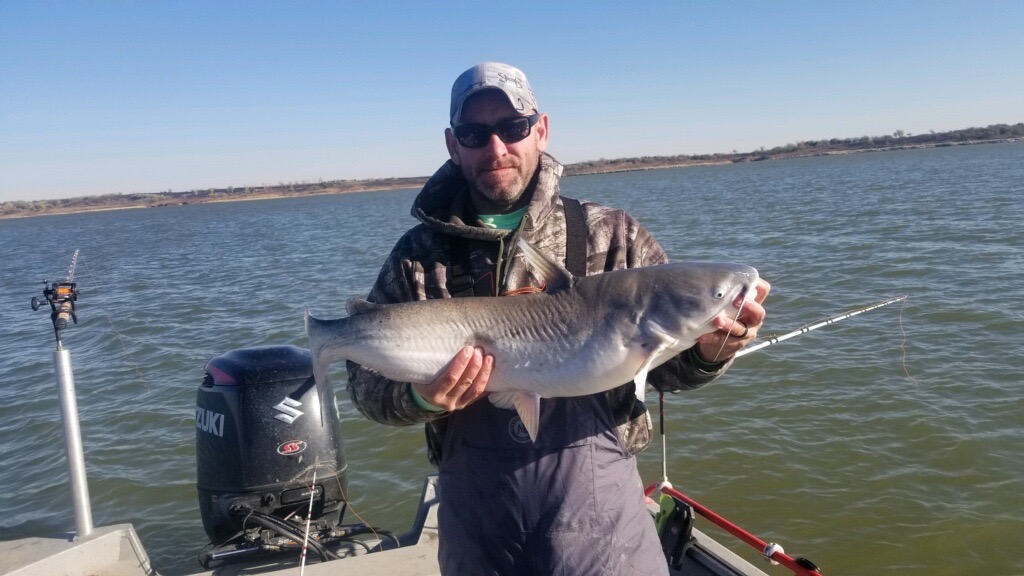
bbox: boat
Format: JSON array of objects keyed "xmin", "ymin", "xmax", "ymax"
[
  {"xmin": 1, "ymin": 271, "xmax": 823, "ymax": 576},
  {"xmin": 0, "ymin": 473, "xmax": 791, "ymax": 576}
]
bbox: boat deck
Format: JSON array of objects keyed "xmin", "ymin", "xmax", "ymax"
[{"xmin": 0, "ymin": 476, "xmax": 769, "ymax": 576}]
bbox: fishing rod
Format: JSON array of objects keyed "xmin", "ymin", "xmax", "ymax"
[
  {"xmin": 735, "ymin": 295, "xmax": 908, "ymax": 358},
  {"xmin": 29, "ymin": 249, "xmax": 94, "ymax": 538},
  {"xmin": 652, "ymin": 295, "xmax": 908, "ymax": 574},
  {"xmin": 646, "ymin": 481, "xmax": 823, "ymax": 576}
]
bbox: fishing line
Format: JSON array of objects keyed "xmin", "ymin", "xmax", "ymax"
[
  {"xmin": 897, "ymin": 297, "xmax": 919, "ymax": 386},
  {"xmin": 299, "ymin": 467, "xmax": 318, "ymax": 575},
  {"xmin": 325, "ymin": 465, "xmax": 396, "ymax": 548},
  {"xmin": 658, "ymin": 391, "xmax": 670, "ymax": 489},
  {"xmin": 711, "ymin": 304, "xmax": 747, "ymax": 363},
  {"xmin": 659, "ymin": 295, "xmax": 916, "ymax": 490},
  {"xmin": 75, "ymin": 256, "xmax": 150, "ymax": 389}
]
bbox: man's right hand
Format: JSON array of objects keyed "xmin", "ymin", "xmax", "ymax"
[{"xmin": 412, "ymin": 346, "xmax": 492, "ymax": 411}]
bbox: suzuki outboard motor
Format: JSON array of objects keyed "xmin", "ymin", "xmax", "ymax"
[{"xmin": 196, "ymin": 345, "xmax": 348, "ymax": 549}]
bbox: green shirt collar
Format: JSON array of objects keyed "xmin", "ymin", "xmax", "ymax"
[{"xmin": 478, "ymin": 206, "xmax": 528, "ymax": 230}]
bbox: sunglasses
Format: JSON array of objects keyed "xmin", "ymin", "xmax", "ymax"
[{"xmin": 452, "ymin": 114, "xmax": 541, "ymax": 148}]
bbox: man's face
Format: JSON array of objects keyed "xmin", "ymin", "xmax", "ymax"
[{"xmin": 445, "ymin": 90, "xmax": 548, "ymax": 214}]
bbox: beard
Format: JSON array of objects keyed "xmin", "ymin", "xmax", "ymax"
[{"xmin": 463, "ymin": 153, "xmax": 539, "ymax": 213}]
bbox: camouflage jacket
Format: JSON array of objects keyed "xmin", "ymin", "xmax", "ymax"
[{"xmin": 346, "ymin": 153, "xmax": 732, "ymax": 465}]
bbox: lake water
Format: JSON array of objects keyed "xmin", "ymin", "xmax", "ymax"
[{"xmin": 1, "ymin": 142, "xmax": 1021, "ymax": 575}]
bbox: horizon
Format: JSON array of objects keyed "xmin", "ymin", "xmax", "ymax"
[
  {"xmin": 2, "ymin": 1, "xmax": 1022, "ymax": 203},
  {"xmin": 4, "ymin": 122, "xmax": 1020, "ymax": 206}
]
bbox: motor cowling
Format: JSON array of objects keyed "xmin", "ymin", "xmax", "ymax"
[{"xmin": 196, "ymin": 345, "xmax": 348, "ymax": 543}]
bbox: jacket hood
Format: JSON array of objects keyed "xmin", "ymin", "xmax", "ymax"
[{"xmin": 411, "ymin": 153, "xmax": 565, "ymax": 241}]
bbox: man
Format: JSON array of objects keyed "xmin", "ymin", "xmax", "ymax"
[{"xmin": 347, "ymin": 62, "xmax": 769, "ymax": 575}]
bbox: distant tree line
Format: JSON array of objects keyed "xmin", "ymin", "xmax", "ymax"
[
  {"xmin": 1, "ymin": 176, "xmax": 427, "ymax": 217},
  {"xmin": 3, "ymin": 123, "xmax": 1021, "ymax": 218},
  {"xmin": 562, "ymin": 122, "xmax": 1024, "ymax": 175}
]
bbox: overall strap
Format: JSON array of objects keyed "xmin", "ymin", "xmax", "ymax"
[
  {"xmin": 448, "ymin": 197, "xmax": 587, "ymax": 297},
  {"xmin": 561, "ymin": 196, "xmax": 587, "ymax": 277},
  {"xmin": 445, "ymin": 237, "xmax": 494, "ymax": 298}
]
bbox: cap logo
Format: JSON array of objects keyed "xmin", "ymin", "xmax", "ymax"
[{"xmin": 497, "ymin": 72, "xmax": 524, "ymax": 88}]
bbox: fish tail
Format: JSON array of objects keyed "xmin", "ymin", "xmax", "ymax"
[
  {"xmin": 305, "ymin": 310, "xmax": 333, "ymax": 378},
  {"xmin": 305, "ymin": 308, "xmax": 334, "ymax": 425}
]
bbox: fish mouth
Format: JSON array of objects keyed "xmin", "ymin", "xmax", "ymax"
[
  {"xmin": 714, "ymin": 271, "xmax": 759, "ymax": 329},
  {"xmin": 738, "ymin": 283, "xmax": 754, "ymax": 307},
  {"xmin": 692, "ymin": 283, "xmax": 749, "ymax": 333},
  {"xmin": 736, "ymin": 269, "xmax": 760, "ymax": 306}
]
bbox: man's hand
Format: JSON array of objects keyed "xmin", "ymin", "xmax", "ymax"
[
  {"xmin": 412, "ymin": 346, "xmax": 492, "ymax": 411},
  {"xmin": 696, "ymin": 278, "xmax": 771, "ymax": 363}
]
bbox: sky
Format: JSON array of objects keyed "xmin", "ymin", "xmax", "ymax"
[{"xmin": 1, "ymin": 1, "xmax": 1022, "ymax": 203}]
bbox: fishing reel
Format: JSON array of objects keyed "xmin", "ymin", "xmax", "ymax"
[
  {"xmin": 31, "ymin": 249, "xmax": 82, "ymax": 344},
  {"xmin": 31, "ymin": 279, "xmax": 80, "ymax": 336}
]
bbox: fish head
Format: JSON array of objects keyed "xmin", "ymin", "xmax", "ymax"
[{"xmin": 646, "ymin": 262, "xmax": 760, "ymax": 341}]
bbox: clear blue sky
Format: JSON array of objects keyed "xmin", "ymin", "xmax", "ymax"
[{"xmin": 2, "ymin": 1, "xmax": 1021, "ymax": 202}]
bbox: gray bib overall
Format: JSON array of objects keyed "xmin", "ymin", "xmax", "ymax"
[{"xmin": 437, "ymin": 394, "xmax": 668, "ymax": 575}]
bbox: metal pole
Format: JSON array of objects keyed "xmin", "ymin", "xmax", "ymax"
[{"xmin": 54, "ymin": 346, "xmax": 94, "ymax": 538}]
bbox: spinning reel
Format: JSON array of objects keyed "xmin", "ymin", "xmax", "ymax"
[{"xmin": 30, "ymin": 249, "xmax": 81, "ymax": 344}]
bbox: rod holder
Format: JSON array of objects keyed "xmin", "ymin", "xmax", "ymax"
[{"xmin": 54, "ymin": 347, "xmax": 94, "ymax": 538}]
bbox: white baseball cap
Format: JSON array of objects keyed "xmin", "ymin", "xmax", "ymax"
[{"xmin": 449, "ymin": 62, "xmax": 539, "ymax": 125}]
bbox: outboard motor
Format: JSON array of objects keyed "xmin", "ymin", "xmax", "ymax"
[{"xmin": 196, "ymin": 345, "xmax": 348, "ymax": 561}]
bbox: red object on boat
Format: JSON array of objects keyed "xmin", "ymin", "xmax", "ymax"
[{"xmin": 645, "ymin": 482, "xmax": 824, "ymax": 576}]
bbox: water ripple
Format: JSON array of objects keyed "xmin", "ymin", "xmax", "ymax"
[{"xmin": 2, "ymin": 144, "xmax": 1022, "ymax": 575}]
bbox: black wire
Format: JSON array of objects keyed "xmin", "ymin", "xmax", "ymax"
[
  {"xmin": 335, "ymin": 525, "xmax": 401, "ymax": 549},
  {"xmin": 210, "ymin": 510, "xmax": 402, "ymax": 564},
  {"xmin": 238, "ymin": 509, "xmax": 341, "ymax": 561},
  {"xmin": 329, "ymin": 536, "xmax": 374, "ymax": 554},
  {"xmin": 254, "ymin": 511, "xmax": 339, "ymax": 561},
  {"xmin": 318, "ymin": 524, "xmax": 394, "ymax": 552}
]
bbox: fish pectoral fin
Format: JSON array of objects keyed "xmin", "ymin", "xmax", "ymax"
[
  {"xmin": 633, "ymin": 321, "xmax": 679, "ymax": 399},
  {"xmin": 633, "ymin": 350, "xmax": 662, "ymax": 400},
  {"xmin": 515, "ymin": 237, "xmax": 574, "ymax": 293},
  {"xmin": 490, "ymin": 390, "xmax": 542, "ymax": 442},
  {"xmin": 346, "ymin": 297, "xmax": 380, "ymax": 316}
]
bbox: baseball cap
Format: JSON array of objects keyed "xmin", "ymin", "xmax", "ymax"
[{"xmin": 449, "ymin": 62, "xmax": 539, "ymax": 125}]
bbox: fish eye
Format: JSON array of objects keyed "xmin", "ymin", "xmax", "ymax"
[{"xmin": 713, "ymin": 287, "xmax": 726, "ymax": 300}]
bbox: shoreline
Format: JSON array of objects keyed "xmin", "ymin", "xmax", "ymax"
[
  {"xmin": 563, "ymin": 137, "xmax": 1022, "ymax": 176},
  {"xmin": 3, "ymin": 136, "xmax": 1020, "ymax": 220},
  {"xmin": 0, "ymin": 183, "xmax": 423, "ymax": 220}
]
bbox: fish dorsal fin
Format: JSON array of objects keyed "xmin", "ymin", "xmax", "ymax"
[
  {"xmin": 516, "ymin": 238, "xmax": 574, "ymax": 293},
  {"xmin": 346, "ymin": 297, "xmax": 380, "ymax": 316}
]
